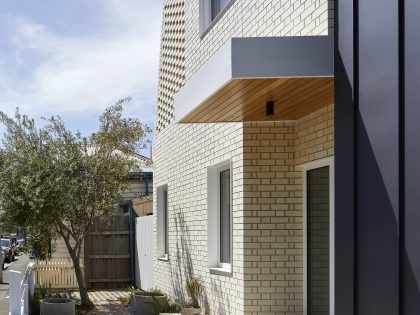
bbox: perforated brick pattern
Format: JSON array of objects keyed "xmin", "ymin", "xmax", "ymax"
[{"xmin": 155, "ymin": 0, "xmax": 186, "ymax": 133}]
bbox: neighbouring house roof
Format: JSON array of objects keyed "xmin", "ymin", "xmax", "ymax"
[
  {"xmin": 129, "ymin": 153, "xmax": 153, "ymax": 173},
  {"xmin": 86, "ymin": 146, "xmax": 153, "ymax": 174}
]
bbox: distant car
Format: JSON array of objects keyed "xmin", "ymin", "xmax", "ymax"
[
  {"xmin": 1, "ymin": 238, "xmax": 16, "ymax": 263},
  {"xmin": 29, "ymin": 247, "xmax": 38, "ymax": 260},
  {"xmin": 16, "ymin": 239, "xmax": 25, "ymax": 254}
]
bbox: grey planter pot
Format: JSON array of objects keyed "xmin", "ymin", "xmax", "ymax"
[
  {"xmin": 40, "ymin": 298, "xmax": 75, "ymax": 315},
  {"xmin": 181, "ymin": 307, "xmax": 201, "ymax": 315},
  {"xmin": 181, "ymin": 308, "xmax": 194, "ymax": 315},
  {"xmin": 130, "ymin": 293, "xmax": 167, "ymax": 315}
]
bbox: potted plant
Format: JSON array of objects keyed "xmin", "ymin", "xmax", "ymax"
[
  {"xmin": 129, "ymin": 287, "xmax": 168, "ymax": 315},
  {"xmin": 38, "ymin": 287, "xmax": 76, "ymax": 315},
  {"xmin": 184, "ymin": 277, "xmax": 204, "ymax": 315},
  {"xmin": 158, "ymin": 297, "xmax": 182, "ymax": 313},
  {"xmin": 40, "ymin": 298, "xmax": 76, "ymax": 315},
  {"xmin": 181, "ymin": 306, "xmax": 194, "ymax": 315}
]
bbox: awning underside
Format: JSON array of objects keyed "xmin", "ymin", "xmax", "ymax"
[
  {"xmin": 175, "ymin": 36, "xmax": 334, "ymax": 123},
  {"xmin": 179, "ymin": 77, "xmax": 334, "ymax": 123}
]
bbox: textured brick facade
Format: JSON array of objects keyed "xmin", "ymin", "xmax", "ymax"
[
  {"xmin": 156, "ymin": 0, "xmax": 186, "ymax": 132},
  {"xmin": 241, "ymin": 106, "xmax": 334, "ymax": 314},
  {"xmin": 153, "ymin": 1, "xmax": 334, "ymax": 314}
]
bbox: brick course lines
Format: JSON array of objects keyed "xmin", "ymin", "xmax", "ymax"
[{"xmin": 154, "ymin": 0, "xmax": 335, "ymax": 314}]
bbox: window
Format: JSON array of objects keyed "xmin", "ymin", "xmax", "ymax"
[
  {"xmin": 199, "ymin": 0, "xmax": 234, "ymax": 35},
  {"xmin": 211, "ymin": 0, "xmax": 230, "ymax": 20},
  {"xmin": 207, "ymin": 161, "xmax": 232, "ymax": 273},
  {"xmin": 219, "ymin": 169, "xmax": 231, "ymax": 265},
  {"xmin": 157, "ymin": 185, "xmax": 169, "ymax": 260}
]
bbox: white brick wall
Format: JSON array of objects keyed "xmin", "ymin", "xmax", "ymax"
[
  {"xmin": 154, "ymin": 123, "xmax": 245, "ymax": 314},
  {"xmin": 153, "ymin": 1, "xmax": 334, "ymax": 314},
  {"xmin": 241, "ymin": 106, "xmax": 334, "ymax": 314}
]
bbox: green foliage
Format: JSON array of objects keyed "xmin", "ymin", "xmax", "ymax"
[
  {"xmin": 125, "ymin": 287, "xmax": 182, "ymax": 312},
  {"xmin": 125, "ymin": 286, "xmax": 164, "ymax": 303},
  {"xmin": 185, "ymin": 276, "xmax": 204, "ymax": 308},
  {"xmin": 154, "ymin": 296, "xmax": 182, "ymax": 313},
  {"xmin": 0, "ymin": 98, "xmax": 150, "ymax": 305}
]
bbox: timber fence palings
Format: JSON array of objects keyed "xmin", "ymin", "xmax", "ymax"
[{"xmin": 34, "ymin": 259, "xmax": 80, "ymax": 289}]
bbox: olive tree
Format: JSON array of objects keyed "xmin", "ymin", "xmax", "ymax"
[{"xmin": 0, "ymin": 99, "xmax": 150, "ymax": 308}]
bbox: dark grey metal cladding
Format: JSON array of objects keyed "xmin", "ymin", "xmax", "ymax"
[
  {"xmin": 404, "ymin": 0, "xmax": 420, "ymax": 313},
  {"xmin": 337, "ymin": 0, "xmax": 354, "ymax": 91},
  {"xmin": 231, "ymin": 36, "xmax": 334, "ymax": 79},
  {"xmin": 334, "ymin": 2, "xmax": 355, "ymax": 314},
  {"xmin": 357, "ymin": 0, "xmax": 400, "ymax": 313}
]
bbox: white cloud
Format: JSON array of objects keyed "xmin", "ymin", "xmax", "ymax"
[{"xmin": 0, "ymin": 0, "xmax": 163, "ymax": 128}]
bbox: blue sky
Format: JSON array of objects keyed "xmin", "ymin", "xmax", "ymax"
[{"xmin": 0, "ymin": 0, "xmax": 163, "ymax": 156}]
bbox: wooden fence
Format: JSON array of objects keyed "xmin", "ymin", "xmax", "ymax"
[
  {"xmin": 33, "ymin": 215, "xmax": 133, "ymax": 290},
  {"xmin": 84, "ymin": 216, "xmax": 132, "ymax": 289},
  {"xmin": 34, "ymin": 259, "xmax": 80, "ymax": 289}
]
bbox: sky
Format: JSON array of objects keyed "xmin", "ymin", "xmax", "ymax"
[{"xmin": 0, "ymin": 0, "xmax": 164, "ymax": 157}]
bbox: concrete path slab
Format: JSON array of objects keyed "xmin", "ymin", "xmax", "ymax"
[{"xmin": 72, "ymin": 289, "xmax": 130, "ymax": 315}]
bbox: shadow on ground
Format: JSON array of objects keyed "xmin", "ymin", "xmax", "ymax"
[{"xmin": 87, "ymin": 302, "xmax": 130, "ymax": 315}]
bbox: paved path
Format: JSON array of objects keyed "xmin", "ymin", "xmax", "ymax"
[
  {"xmin": 73, "ymin": 289, "xmax": 130, "ymax": 314},
  {"xmin": 0, "ymin": 254, "xmax": 30, "ymax": 315}
]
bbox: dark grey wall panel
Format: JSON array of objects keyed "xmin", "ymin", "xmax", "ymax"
[
  {"xmin": 357, "ymin": 0, "xmax": 400, "ymax": 313},
  {"xmin": 334, "ymin": 48, "xmax": 355, "ymax": 315},
  {"xmin": 337, "ymin": 0, "xmax": 353, "ymax": 91},
  {"xmin": 404, "ymin": 0, "xmax": 420, "ymax": 313},
  {"xmin": 334, "ymin": 1, "xmax": 355, "ymax": 314}
]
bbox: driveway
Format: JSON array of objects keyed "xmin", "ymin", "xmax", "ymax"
[{"xmin": 0, "ymin": 253, "xmax": 30, "ymax": 315}]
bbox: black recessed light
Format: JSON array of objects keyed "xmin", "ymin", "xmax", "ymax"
[{"xmin": 266, "ymin": 101, "xmax": 274, "ymax": 116}]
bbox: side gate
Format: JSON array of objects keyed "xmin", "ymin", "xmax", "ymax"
[
  {"xmin": 84, "ymin": 216, "xmax": 131, "ymax": 289},
  {"xmin": 135, "ymin": 216, "xmax": 153, "ymax": 290}
]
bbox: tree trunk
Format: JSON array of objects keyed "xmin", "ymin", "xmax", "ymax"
[
  {"xmin": 71, "ymin": 253, "xmax": 93, "ymax": 308},
  {"xmin": 62, "ymin": 235, "xmax": 93, "ymax": 309}
]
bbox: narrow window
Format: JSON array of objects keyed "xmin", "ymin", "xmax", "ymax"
[
  {"xmin": 157, "ymin": 185, "xmax": 169, "ymax": 260},
  {"xmin": 219, "ymin": 169, "xmax": 231, "ymax": 264},
  {"xmin": 163, "ymin": 189, "xmax": 168, "ymax": 255},
  {"xmin": 207, "ymin": 160, "xmax": 232, "ymax": 272}
]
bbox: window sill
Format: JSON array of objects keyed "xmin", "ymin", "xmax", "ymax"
[
  {"xmin": 209, "ymin": 266, "xmax": 232, "ymax": 276},
  {"xmin": 158, "ymin": 255, "xmax": 169, "ymax": 262}
]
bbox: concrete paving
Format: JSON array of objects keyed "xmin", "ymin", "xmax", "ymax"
[
  {"xmin": 0, "ymin": 254, "xmax": 30, "ymax": 315},
  {"xmin": 73, "ymin": 289, "xmax": 130, "ymax": 314}
]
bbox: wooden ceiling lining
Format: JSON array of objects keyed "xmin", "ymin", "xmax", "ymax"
[
  {"xmin": 236, "ymin": 78, "xmax": 325, "ymax": 121},
  {"xmin": 212, "ymin": 78, "xmax": 287, "ymax": 122},
  {"xmin": 183, "ymin": 79, "xmax": 246, "ymax": 122},
  {"xmin": 179, "ymin": 77, "xmax": 334, "ymax": 123},
  {"xmin": 249, "ymin": 78, "xmax": 334, "ymax": 121}
]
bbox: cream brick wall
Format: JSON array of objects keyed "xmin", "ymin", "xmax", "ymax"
[
  {"xmin": 242, "ymin": 121, "xmax": 302, "ymax": 314},
  {"xmin": 241, "ymin": 106, "xmax": 334, "ymax": 315},
  {"xmin": 296, "ymin": 104, "xmax": 334, "ymax": 165},
  {"xmin": 154, "ymin": 0, "xmax": 335, "ymax": 314},
  {"xmin": 154, "ymin": 123, "xmax": 245, "ymax": 314}
]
